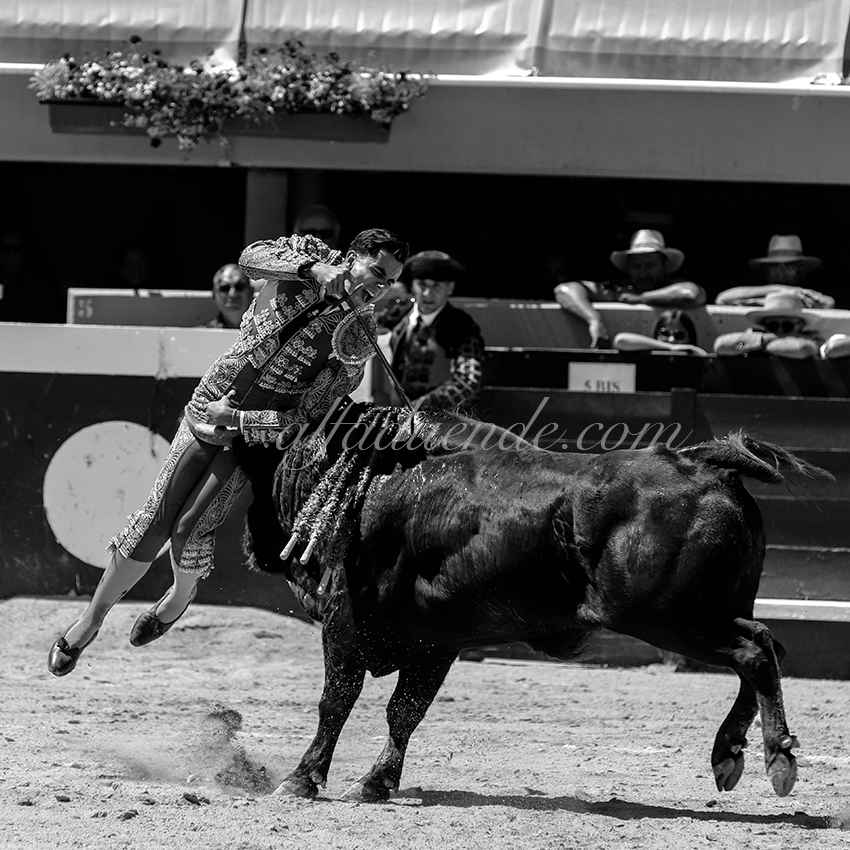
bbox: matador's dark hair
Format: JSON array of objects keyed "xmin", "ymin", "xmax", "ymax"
[{"xmin": 348, "ymin": 228, "xmax": 409, "ymax": 265}]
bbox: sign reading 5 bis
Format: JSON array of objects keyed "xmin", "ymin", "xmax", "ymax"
[{"xmin": 568, "ymin": 362, "xmax": 636, "ymax": 394}]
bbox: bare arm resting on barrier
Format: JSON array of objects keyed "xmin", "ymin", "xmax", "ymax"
[
  {"xmin": 713, "ymin": 329, "xmax": 772, "ymax": 356},
  {"xmin": 713, "ymin": 329, "xmax": 821, "ymax": 359},
  {"xmin": 553, "ymin": 281, "xmax": 611, "ymax": 348},
  {"xmin": 613, "ymin": 332, "xmax": 708, "ymax": 356},
  {"xmin": 715, "ymin": 285, "xmax": 835, "ymax": 309},
  {"xmin": 555, "ymin": 280, "xmax": 707, "ymax": 348},
  {"xmin": 616, "ymin": 281, "xmax": 707, "ymax": 308}
]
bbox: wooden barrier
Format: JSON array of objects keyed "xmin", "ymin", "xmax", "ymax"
[
  {"xmin": 68, "ymin": 288, "xmax": 850, "ymax": 346},
  {"xmin": 6, "ymin": 314, "xmax": 850, "ymax": 677},
  {"xmin": 67, "ymin": 288, "xmax": 218, "ymax": 327}
]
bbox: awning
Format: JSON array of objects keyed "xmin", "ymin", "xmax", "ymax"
[
  {"xmin": 2, "ymin": 0, "xmax": 849, "ymax": 84},
  {"xmin": 245, "ymin": 0, "xmax": 850, "ymax": 83},
  {"xmin": 0, "ymin": 0, "xmax": 244, "ymax": 65}
]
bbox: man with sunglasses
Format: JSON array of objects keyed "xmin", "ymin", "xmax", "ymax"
[
  {"xmin": 205, "ymin": 263, "xmax": 255, "ymax": 329},
  {"xmin": 48, "ymin": 228, "xmax": 408, "ymax": 677},
  {"xmin": 714, "ymin": 290, "xmax": 823, "ymax": 359}
]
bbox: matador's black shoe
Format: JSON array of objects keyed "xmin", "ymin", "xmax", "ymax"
[
  {"xmin": 48, "ymin": 628, "xmax": 99, "ymax": 677},
  {"xmin": 129, "ymin": 587, "xmax": 196, "ymax": 647}
]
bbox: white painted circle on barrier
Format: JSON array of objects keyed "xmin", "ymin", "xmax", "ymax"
[{"xmin": 43, "ymin": 421, "xmax": 171, "ymax": 568}]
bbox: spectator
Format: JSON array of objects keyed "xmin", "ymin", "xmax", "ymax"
[
  {"xmin": 114, "ymin": 247, "xmax": 153, "ymax": 290},
  {"xmin": 0, "ymin": 227, "xmax": 29, "ymax": 321},
  {"xmin": 0, "ymin": 226, "xmax": 62, "ymax": 323},
  {"xmin": 205, "ymin": 264, "xmax": 254, "ymax": 329},
  {"xmin": 714, "ymin": 290, "xmax": 826, "ymax": 359},
  {"xmin": 613, "ymin": 308, "xmax": 707, "ymax": 356},
  {"xmin": 715, "ymin": 235, "xmax": 835, "ymax": 309},
  {"xmin": 554, "ymin": 229, "xmax": 706, "ymax": 348},
  {"xmin": 293, "ymin": 204, "xmax": 342, "ymax": 250},
  {"xmin": 380, "ymin": 250, "xmax": 485, "ymax": 410}
]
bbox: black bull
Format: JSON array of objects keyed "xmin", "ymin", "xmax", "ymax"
[{"xmin": 233, "ymin": 404, "xmax": 827, "ymax": 802}]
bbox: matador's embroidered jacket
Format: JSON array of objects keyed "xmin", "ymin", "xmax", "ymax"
[{"xmin": 184, "ymin": 235, "xmax": 376, "ymax": 447}]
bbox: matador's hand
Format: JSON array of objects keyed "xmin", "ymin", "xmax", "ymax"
[
  {"xmin": 206, "ymin": 389, "xmax": 240, "ymax": 427},
  {"xmin": 310, "ymin": 262, "xmax": 355, "ymax": 302}
]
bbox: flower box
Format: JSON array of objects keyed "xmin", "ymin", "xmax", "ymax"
[
  {"xmin": 44, "ymin": 100, "xmax": 390, "ymax": 143},
  {"xmin": 46, "ymin": 100, "xmax": 143, "ymax": 135}
]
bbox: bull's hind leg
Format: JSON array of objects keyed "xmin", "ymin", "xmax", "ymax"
[
  {"xmin": 710, "ymin": 676, "xmax": 757, "ymax": 793},
  {"xmin": 275, "ymin": 627, "xmax": 367, "ymax": 799},
  {"xmin": 658, "ymin": 617, "xmax": 797, "ymax": 797},
  {"xmin": 745, "ymin": 621, "xmax": 799, "ymax": 797},
  {"xmin": 343, "ymin": 651, "xmax": 456, "ymax": 803}
]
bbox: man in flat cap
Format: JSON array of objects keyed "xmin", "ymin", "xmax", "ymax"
[
  {"xmin": 554, "ymin": 229, "xmax": 706, "ymax": 348},
  {"xmin": 49, "ymin": 227, "xmax": 408, "ymax": 678},
  {"xmin": 379, "ymin": 250, "xmax": 485, "ymax": 410}
]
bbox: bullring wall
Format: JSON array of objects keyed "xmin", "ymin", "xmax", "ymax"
[{"xmin": 5, "ymin": 297, "xmax": 850, "ymax": 676}]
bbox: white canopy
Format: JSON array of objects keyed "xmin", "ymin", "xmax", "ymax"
[{"xmin": 2, "ymin": 0, "xmax": 849, "ymax": 83}]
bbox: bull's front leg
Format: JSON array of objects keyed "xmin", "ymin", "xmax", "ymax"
[
  {"xmin": 343, "ymin": 650, "xmax": 456, "ymax": 803},
  {"xmin": 276, "ymin": 622, "xmax": 366, "ymax": 798}
]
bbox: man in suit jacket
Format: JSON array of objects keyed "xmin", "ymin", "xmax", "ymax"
[{"xmin": 379, "ymin": 250, "xmax": 485, "ymax": 410}]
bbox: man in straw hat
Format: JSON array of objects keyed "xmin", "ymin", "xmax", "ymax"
[
  {"xmin": 554, "ymin": 229, "xmax": 706, "ymax": 348},
  {"xmin": 48, "ymin": 227, "xmax": 408, "ymax": 677},
  {"xmin": 714, "ymin": 290, "xmax": 827, "ymax": 359},
  {"xmin": 715, "ymin": 288, "xmax": 850, "ymax": 360},
  {"xmin": 716, "ymin": 235, "xmax": 835, "ymax": 309}
]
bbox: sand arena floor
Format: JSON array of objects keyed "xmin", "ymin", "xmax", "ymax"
[{"xmin": 3, "ymin": 596, "xmax": 850, "ymax": 850}]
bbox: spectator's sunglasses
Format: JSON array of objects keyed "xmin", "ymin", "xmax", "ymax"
[
  {"xmin": 656, "ymin": 326, "xmax": 689, "ymax": 342},
  {"xmin": 763, "ymin": 319, "xmax": 805, "ymax": 334},
  {"xmin": 217, "ymin": 281, "xmax": 250, "ymax": 293}
]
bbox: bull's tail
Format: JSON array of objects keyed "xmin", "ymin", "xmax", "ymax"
[{"xmin": 679, "ymin": 430, "xmax": 832, "ymax": 484}]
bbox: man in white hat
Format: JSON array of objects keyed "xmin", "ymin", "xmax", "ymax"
[
  {"xmin": 714, "ymin": 290, "xmax": 827, "ymax": 359},
  {"xmin": 715, "ymin": 235, "xmax": 834, "ymax": 309},
  {"xmin": 554, "ymin": 229, "xmax": 706, "ymax": 348}
]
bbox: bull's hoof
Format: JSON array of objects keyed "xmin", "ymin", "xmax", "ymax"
[
  {"xmin": 341, "ymin": 778, "xmax": 392, "ymax": 803},
  {"xmin": 712, "ymin": 751, "xmax": 745, "ymax": 792},
  {"xmin": 273, "ymin": 774, "xmax": 318, "ymax": 799},
  {"xmin": 766, "ymin": 750, "xmax": 797, "ymax": 798}
]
